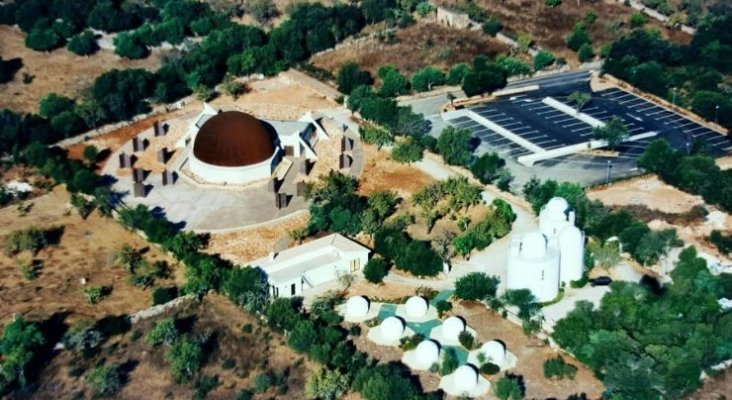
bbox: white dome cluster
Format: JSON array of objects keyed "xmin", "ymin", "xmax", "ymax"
[{"xmin": 405, "ymin": 296, "xmax": 429, "ymax": 318}]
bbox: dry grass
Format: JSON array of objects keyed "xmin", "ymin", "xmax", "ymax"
[
  {"xmin": 358, "ymin": 144, "xmax": 436, "ymax": 198},
  {"xmin": 26, "ymin": 295, "xmax": 315, "ymax": 400},
  {"xmin": 433, "ymin": 0, "xmax": 691, "ymax": 65},
  {"xmin": 0, "ymin": 186, "xmax": 179, "ymax": 324},
  {"xmin": 311, "ymin": 23, "xmax": 511, "ymax": 76},
  {"xmin": 0, "ymin": 26, "xmax": 161, "ymax": 114}
]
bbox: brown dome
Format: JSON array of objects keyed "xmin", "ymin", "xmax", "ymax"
[{"xmin": 193, "ymin": 111, "xmax": 276, "ymax": 167}]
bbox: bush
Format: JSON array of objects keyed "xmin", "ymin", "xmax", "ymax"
[
  {"xmin": 482, "ymin": 17, "xmax": 502, "ymax": 36},
  {"xmin": 578, "ymin": 43, "xmax": 594, "ymax": 62},
  {"xmin": 164, "ymin": 335, "xmax": 204, "ymax": 383},
  {"xmin": 543, "ymin": 356, "xmax": 578, "ymax": 380},
  {"xmin": 435, "ymin": 300, "xmax": 452, "ymax": 318},
  {"xmin": 533, "ymin": 50, "xmax": 555, "ymax": 71},
  {"xmin": 193, "ymin": 375, "xmax": 219, "ymax": 400},
  {"xmin": 152, "ymin": 286, "xmax": 177, "ymax": 305},
  {"xmin": 458, "ymin": 331, "xmax": 476, "ymax": 350},
  {"xmin": 480, "ymin": 362, "xmax": 501, "ymax": 375},
  {"xmin": 85, "ymin": 363, "xmax": 123, "ymax": 396},
  {"xmin": 439, "ymin": 348, "xmax": 459, "ymax": 376},
  {"xmin": 708, "ymin": 230, "xmax": 732, "ymax": 255},
  {"xmin": 146, "ymin": 318, "xmax": 179, "ymax": 347},
  {"xmin": 363, "ymin": 257, "xmax": 389, "ymax": 284},
  {"xmin": 391, "ymin": 139, "xmax": 424, "ymax": 163},
  {"xmin": 471, "ymin": 152, "xmax": 505, "ymax": 184},
  {"xmin": 399, "ymin": 334, "xmax": 424, "ymax": 351},
  {"xmin": 253, "ymin": 373, "xmax": 274, "ymax": 393},
  {"xmin": 454, "ymin": 272, "xmax": 500, "ymax": 301}
]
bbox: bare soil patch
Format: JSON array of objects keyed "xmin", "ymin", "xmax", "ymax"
[
  {"xmin": 26, "ymin": 295, "xmax": 315, "ymax": 400},
  {"xmin": 207, "ymin": 212, "xmax": 310, "ymax": 265},
  {"xmin": 358, "ymin": 144, "xmax": 436, "ymax": 198},
  {"xmin": 588, "ymin": 175, "xmax": 731, "ymax": 263},
  {"xmin": 311, "ymin": 23, "xmax": 511, "ymax": 76},
  {"xmin": 0, "ymin": 26, "xmax": 161, "ymax": 114},
  {"xmin": 0, "ymin": 186, "xmax": 179, "ymax": 324}
]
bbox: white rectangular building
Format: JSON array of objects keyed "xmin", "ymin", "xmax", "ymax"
[{"xmin": 252, "ymin": 233, "xmax": 371, "ymax": 297}]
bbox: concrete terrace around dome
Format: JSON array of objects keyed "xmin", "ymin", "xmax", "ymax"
[{"xmin": 438, "ymin": 364, "xmax": 491, "ymax": 397}]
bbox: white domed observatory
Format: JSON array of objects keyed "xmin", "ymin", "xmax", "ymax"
[
  {"xmin": 454, "ymin": 365, "xmax": 479, "ymax": 391},
  {"xmin": 380, "ymin": 316, "xmax": 406, "ymax": 342},
  {"xmin": 506, "ymin": 197, "xmax": 585, "ymax": 302},
  {"xmin": 346, "ymin": 296, "xmax": 369, "ymax": 318},
  {"xmin": 416, "ymin": 340, "xmax": 440, "ymax": 365},
  {"xmin": 441, "ymin": 316, "xmax": 466, "ymax": 341},
  {"xmin": 405, "ymin": 296, "xmax": 429, "ymax": 318},
  {"xmin": 480, "ymin": 340, "xmax": 506, "ymax": 364}
]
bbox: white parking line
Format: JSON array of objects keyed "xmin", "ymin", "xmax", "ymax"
[
  {"xmin": 645, "ymin": 110, "xmax": 667, "ymax": 117},
  {"xmin": 501, "ymin": 122, "xmax": 523, "ymax": 128},
  {"xmin": 637, "ymin": 105, "xmax": 657, "ymax": 112},
  {"xmin": 614, "ymin": 93, "xmax": 634, "ymax": 100},
  {"xmin": 563, "ymin": 121, "xmax": 588, "ymax": 128},
  {"xmin": 572, "ymin": 128, "xmax": 591, "ymax": 133}
]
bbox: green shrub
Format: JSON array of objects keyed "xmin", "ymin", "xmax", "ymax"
[
  {"xmin": 253, "ymin": 373, "xmax": 274, "ymax": 393},
  {"xmin": 193, "ymin": 375, "xmax": 219, "ymax": 399},
  {"xmin": 458, "ymin": 331, "xmax": 476, "ymax": 350},
  {"xmin": 454, "ymin": 272, "xmax": 500, "ymax": 301},
  {"xmin": 85, "ymin": 363, "xmax": 123, "ymax": 396},
  {"xmin": 364, "ymin": 256, "xmax": 389, "ymax": 284},
  {"xmin": 391, "ymin": 139, "xmax": 424, "ymax": 163},
  {"xmin": 152, "ymin": 286, "xmax": 177, "ymax": 305},
  {"xmin": 435, "ymin": 300, "xmax": 453, "ymax": 318},
  {"xmin": 543, "ymin": 356, "xmax": 578, "ymax": 380},
  {"xmin": 482, "ymin": 17, "xmax": 502, "ymax": 36},
  {"xmin": 708, "ymin": 230, "xmax": 732, "ymax": 255},
  {"xmin": 480, "ymin": 362, "xmax": 500, "ymax": 375},
  {"xmin": 399, "ymin": 334, "xmax": 424, "ymax": 351}
]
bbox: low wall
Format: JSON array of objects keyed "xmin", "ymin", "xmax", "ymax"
[
  {"xmin": 542, "ymin": 97, "xmax": 605, "ymax": 128},
  {"xmin": 517, "ymin": 131, "xmax": 658, "ymax": 166}
]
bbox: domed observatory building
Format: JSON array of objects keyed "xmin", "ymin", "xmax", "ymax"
[
  {"xmin": 402, "ymin": 339, "xmax": 441, "ymax": 370},
  {"xmin": 506, "ymin": 197, "xmax": 585, "ymax": 302},
  {"xmin": 180, "ymin": 104, "xmax": 325, "ymax": 185},
  {"xmin": 439, "ymin": 364, "xmax": 490, "ymax": 397},
  {"xmin": 190, "ymin": 111, "xmax": 280, "ymax": 184}
]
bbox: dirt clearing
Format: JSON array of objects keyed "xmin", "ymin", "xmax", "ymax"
[
  {"xmin": 359, "ymin": 144, "xmax": 436, "ymax": 198},
  {"xmin": 0, "ymin": 26, "xmax": 161, "ymax": 114}
]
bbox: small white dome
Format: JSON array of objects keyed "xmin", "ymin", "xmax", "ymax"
[
  {"xmin": 454, "ymin": 365, "xmax": 478, "ymax": 391},
  {"xmin": 406, "ymin": 296, "xmax": 429, "ymax": 318},
  {"xmin": 441, "ymin": 316, "xmax": 466, "ymax": 340},
  {"xmin": 380, "ymin": 316, "xmax": 405, "ymax": 342},
  {"xmin": 546, "ymin": 197, "xmax": 569, "ymax": 213},
  {"xmin": 521, "ymin": 231, "xmax": 547, "ymax": 258},
  {"xmin": 415, "ymin": 340, "xmax": 440, "ymax": 365},
  {"xmin": 346, "ymin": 296, "xmax": 369, "ymax": 317},
  {"xmin": 480, "ymin": 340, "xmax": 506, "ymax": 363}
]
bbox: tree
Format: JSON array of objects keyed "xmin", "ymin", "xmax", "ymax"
[
  {"xmin": 462, "ymin": 64, "xmax": 508, "ymax": 97},
  {"xmin": 567, "ymin": 91, "xmax": 591, "ymax": 113},
  {"xmin": 437, "ymin": 126, "xmax": 472, "ymax": 166},
  {"xmin": 113, "ymin": 32, "xmax": 149, "ymax": 59},
  {"xmin": 0, "ymin": 316, "xmax": 45, "ymax": 389},
  {"xmin": 248, "ymin": 0, "xmax": 280, "ymax": 24},
  {"xmin": 578, "ymin": 43, "xmax": 594, "ymax": 62},
  {"xmin": 67, "ymin": 30, "xmax": 99, "ymax": 56},
  {"xmin": 496, "ymin": 56, "xmax": 532, "ymax": 77},
  {"xmin": 391, "ymin": 138, "xmax": 424, "ymax": 163},
  {"xmin": 411, "ymin": 66, "xmax": 445, "ymax": 92},
  {"xmin": 634, "ymin": 229, "xmax": 682, "ymax": 266},
  {"xmin": 416, "ymin": 2, "xmax": 435, "ymax": 17},
  {"xmin": 360, "ymin": 125, "xmax": 393, "ymax": 149},
  {"xmin": 446, "ymin": 63, "xmax": 470, "ymax": 85},
  {"xmin": 516, "ymin": 34, "xmax": 533, "ymax": 53},
  {"xmin": 592, "ymin": 117, "xmax": 629, "ymax": 150},
  {"xmin": 458, "ymin": 331, "xmax": 476, "ymax": 349},
  {"xmin": 305, "ymin": 368, "xmax": 349, "ymax": 400},
  {"xmin": 347, "ymin": 85, "xmax": 377, "ymax": 113},
  {"xmin": 265, "ymin": 297, "xmax": 301, "ymax": 333},
  {"xmin": 588, "ymin": 239, "xmax": 621, "ymax": 271},
  {"xmin": 337, "ymin": 62, "xmax": 372, "ymax": 94},
  {"xmin": 379, "ymin": 68, "xmax": 410, "ymax": 97},
  {"xmin": 482, "ymin": 17, "xmax": 503, "ymax": 36},
  {"xmin": 395, "ymin": 240, "xmax": 442, "ymax": 277},
  {"xmin": 364, "ymin": 257, "xmax": 388, "ymax": 284},
  {"xmin": 454, "ymin": 272, "xmax": 500, "ymax": 301},
  {"xmin": 146, "ymin": 318, "xmax": 179, "ymax": 347},
  {"xmin": 533, "ymin": 50, "xmax": 555, "ymax": 71},
  {"xmin": 471, "ymin": 153, "xmax": 505, "ymax": 184},
  {"xmin": 494, "ymin": 376, "xmax": 523, "ymax": 400},
  {"xmin": 164, "ymin": 335, "xmax": 204, "ymax": 383},
  {"xmin": 566, "ymin": 23, "xmax": 591, "ymax": 52},
  {"xmin": 39, "ymin": 93, "xmax": 75, "ymax": 119},
  {"xmin": 543, "ymin": 356, "xmax": 578, "ymax": 380},
  {"xmin": 85, "ymin": 363, "xmax": 123, "ymax": 396},
  {"xmin": 25, "ymin": 29, "xmax": 62, "ymax": 52},
  {"xmin": 223, "ymin": 267, "xmax": 268, "ymax": 311},
  {"xmin": 545, "ymin": 0, "xmax": 562, "ymax": 7},
  {"xmin": 393, "ymin": 106, "xmax": 430, "ymax": 138},
  {"xmin": 630, "ymin": 11, "xmax": 646, "ymax": 28},
  {"xmin": 221, "ymin": 75, "xmax": 247, "ymax": 99},
  {"xmin": 63, "ymin": 319, "xmax": 103, "ymax": 354}
]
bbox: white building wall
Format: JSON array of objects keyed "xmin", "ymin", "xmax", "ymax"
[
  {"xmin": 505, "ymin": 235, "xmax": 560, "ymax": 302},
  {"xmin": 189, "ymin": 150, "xmax": 278, "ymax": 184},
  {"xmin": 559, "ymin": 227, "xmax": 585, "ymax": 284},
  {"xmin": 269, "ymin": 251, "xmax": 368, "ymax": 298}
]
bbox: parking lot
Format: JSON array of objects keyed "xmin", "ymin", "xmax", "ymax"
[{"xmin": 444, "ymin": 78, "xmax": 730, "ymax": 186}]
